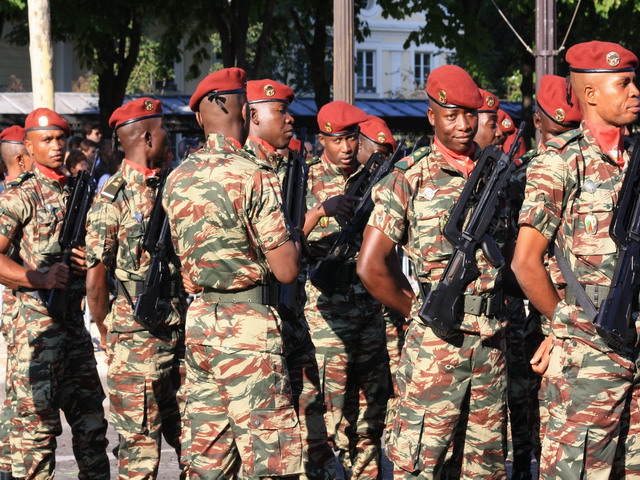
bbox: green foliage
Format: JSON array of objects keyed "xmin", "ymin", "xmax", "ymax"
[{"xmin": 127, "ymin": 37, "xmax": 175, "ymax": 94}]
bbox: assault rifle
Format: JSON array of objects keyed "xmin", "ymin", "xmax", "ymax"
[
  {"xmin": 278, "ymin": 130, "xmax": 308, "ymax": 321},
  {"xmin": 418, "ymin": 125, "xmax": 525, "ymax": 336},
  {"xmin": 46, "ymin": 167, "xmax": 97, "ymax": 320},
  {"xmin": 133, "ymin": 168, "xmax": 175, "ymax": 330},
  {"xmin": 309, "ymin": 140, "xmax": 406, "ymax": 295},
  {"xmin": 590, "ymin": 140, "xmax": 640, "ymax": 350}
]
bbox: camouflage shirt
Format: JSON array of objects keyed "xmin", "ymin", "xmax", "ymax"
[
  {"xmin": 244, "ymin": 136, "xmax": 288, "ymax": 186},
  {"xmin": 518, "ymin": 122, "xmax": 633, "ymax": 342},
  {"xmin": 85, "ymin": 160, "xmax": 182, "ymax": 332},
  {"xmin": 369, "ymin": 142, "xmax": 508, "ymax": 335},
  {"xmin": 163, "ymin": 133, "xmax": 291, "ymax": 291}
]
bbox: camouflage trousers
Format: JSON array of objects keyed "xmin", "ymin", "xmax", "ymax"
[
  {"xmin": 304, "ymin": 283, "xmax": 390, "ymax": 480},
  {"xmin": 106, "ymin": 327, "xmax": 185, "ymax": 479},
  {"xmin": 539, "ymin": 336, "xmax": 640, "ymax": 479},
  {"xmin": 183, "ymin": 299, "xmax": 303, "ymax": 479},
  {"xmin": 282, "ymin": 318, "xmax": 335, "ymax": 480},
  {"xmin": 387, "ymin": 321, "xmax": 508, "ymax": 480},
  {"xmin": 13, "ymin": 293, "xmax": 109, "ymax": 480},
  {"xmin": 383, "ymin": 307, "xmax": 408, "ymax": 432}
]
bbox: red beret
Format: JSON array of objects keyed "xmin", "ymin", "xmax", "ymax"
[
  {"xmin": 566, "ymin": 41, "xmax": 638, "ymax": 73},
  {"xmin": 497, "ymin": 110, "xmax": 515, "ymax": 134},
  {"xmin": 537, "ymin": 75, "xmax": 582, "ymax": 126},
  {"xmin": 426, "ymin": 65, "xmax": 483, "ymax": 110},
  {"xmin": 317, "ymin": 101, "xmax": 368, "ymax": 136},
  {"xmin": 247, "ymin": 79, "xmax": 294, "ymax": 104},
  {"xmin": 288, "ymin": 137, "xmax": 302, "ymax": 151},
  {"xmin": 0, "ymin": 125, "xmax": 25, "ymax": 144},
  {"xmin": 189, "ymin": 67, "xmax": 247, "ymax": 112},
  {"xmin": 24, "ymin": 108, "xmax": 70, "ymax": 137},
  {"xmin": 359, "ymin": 115, "xmax": 396, "ymax": 151},
  {"xmin": 109, "ymin": 97, "xmax": 163, "ymax": 130},
  {"xmin": 478, "ymin": 89, "xmax": 500, "ymax": 113}
]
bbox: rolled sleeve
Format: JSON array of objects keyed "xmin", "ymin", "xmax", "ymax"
[
  {"xmin": 0, "ymin": 191, "xmax": 26, "ymax": 242},
  {"xmin": 368, "ymin": 170, "xmax": 409, "ymax": 244},
  {"xmin": 85, "ymin": 200, "xmax": 118, "ymax": 269},
  {"xmin": 518, "ymin": 151, "xmax": 566, "ymax": 242}
]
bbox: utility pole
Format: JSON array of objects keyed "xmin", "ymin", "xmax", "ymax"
[
  {"xmin": 535, "ymin": 0, "xmax": 556, "ymax": 90},
  {"xmin": 27, "ymin": 0, "xmax": 55, "ymax": 109},
  {"xmin": 333, "ymin": 0, "xmax": 354, "ymax": 104}
]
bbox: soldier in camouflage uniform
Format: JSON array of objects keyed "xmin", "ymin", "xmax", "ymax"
[
  {"xmin": 244, "ymin": 79, "xmax": 334, "ymax": 480},
  {"xmin": 85, "ymin": 98, "xmax": 186, "ymax": 479},
  {"xmin": 0, "ymin": 108, "xmax": 108, "ymax": 479},
  {"xmin": 358, "ymin": 65, "xmax": 509, "ymax": 479},
  {"xmin": 473, "ymin": 89, "xmax": 500, "ymax": 149},
  {"xmin": 303, "ymin": 101, "xmax": 390, "ymax": 479},
  {"xmin": 163, "ymin": 68, "xmax": 304, "ymax": 479},
  {"xmin": 0, "ymin": 125, "xmax": 31, "ymax": 480},
  {"xmin": 513, "ymin": 41, "xmax": 640, "ymax": 479}
]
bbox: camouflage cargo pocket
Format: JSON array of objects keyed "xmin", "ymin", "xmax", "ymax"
[
  {"xmin": 249, "ymin": 406, "xmax": 303, "ymax": 477},
  {"xmin": 571, "ymin": 189, "xmax": 616, "ymax": 256},
  {"xmin": 108, "ymin": 373, "xmax": 147, "ymax": 435},
  {"xmin": 386, "ymin": 406, "xmax": 424, "ymax": 472}
]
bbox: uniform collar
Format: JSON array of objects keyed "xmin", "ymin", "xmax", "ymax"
[
  {"xmin": 432, "ymin": 137, "xmax": 476, "ymax": 178},
  {"xmin": 206, "ymin": 133, "xmax": 244, "ymax": 153},
  {"xmin": 583, "ymin": 120, "xmax": 625, "ymax": 168},
  {"xmin": 34, "ymin": 162, "xmax": 67, "ymax": 187},
  {"xmin": 320, "ymin": 151, "xmax": 362, "ymax": 179},
  {"xmin": 123, "ymin": 158, "xmax": 159, "ymax": 178}
]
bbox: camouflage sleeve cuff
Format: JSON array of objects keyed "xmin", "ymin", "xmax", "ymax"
[
  {"xmin": 85, "ymin": 201, "xmax": 117, "ymax": 269},
  {"xmin": 367, "ymin": 172, "xmax": 409, "ymax": 244},
  {"xmin": 0, "ymin": 195, "xmax": 23, "ymax": 241},
  {"xmin": 249, "ymin": 169, "xmax": 292, "ymax": 253}
]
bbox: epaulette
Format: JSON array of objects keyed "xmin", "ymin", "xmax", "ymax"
[
  {"xmin": 6, "ymin": 170, "xmax": 33, "ymax": 188},
  {"xmin": 516, "ymin": 148, "xmax": 538, "ymax": 167},
  {"xmin": 544, "ymin": 128, "xmax": 582, "ymax": 151},
  {"xmin": 395, "ymin": 146, "xmax": 430, "ymax": 171},
  {"xmin": 100, "ymin": 175, "xmax": 126, "ymax": 202},
  {"xmin": 306, "ymin": 156, "xmax": 321, "ymax": 167}
]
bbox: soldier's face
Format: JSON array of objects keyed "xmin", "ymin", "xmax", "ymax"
[
  {"xmin": 249, "ymin": 102, "xmax": 294, "ymax": 150},
  {"xmin": 534, "ymin": 111, "xmax": 575, "ymax": 145},
  {"xmin": 473, "ymin": 112, "xmax": 499, "ymax": 149},
  {"xmin": 319, "ymin": 132, "xmax": 359, "ymax": 172},
  {"xmin": 589, "ymin": 72, "xmax": 640, "ymax": 127},
  {"xmin": 357, "ymin": 135, "xmax": 390, "ymax": 166},
  {"xmin": 25, "ymin": 129, "xmax": 66, "ymax": 169},
  {"xmin": 149, "ymin": 122, "xmax": 170, "ymax": 168},
  {"xmin": 428, "ymin": 106, "xmax": 478, "ymax": 153}
]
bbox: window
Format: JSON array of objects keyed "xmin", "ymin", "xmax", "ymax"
[
  {"xmin": 356, "ymin": 50, "xmax": 376, "ymax": 94},
  {"xmin": 414, "ymin": 52, "xmax": 432, "ymax": 90}
]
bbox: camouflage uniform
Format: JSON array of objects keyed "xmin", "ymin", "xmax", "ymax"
[
  {"xmin": 163, "ymin": 133, "xmax": 303, "ymax": 479},
  {"xmin": 369, "ymin": 143, "xmax": 508, "ymax": 479},
  {"xmin": 86, "ymin": 160, "xmax": 186, "ymax": 479},
  {"xmin": 518, "ymin": 122, "xmax": 640, "ymax": 479},
  {"xmin": 304, "ymin": 153, "xmax": 389, "ymax": 479},
  {"xmin": 0, "ymin": 174, "xmax": 27, "ymax": 479},
  {"xmin": 244, "ymin": 138, "xmax": 334, "ymax": 480},
  {"xmin": 0, "ymin": 166, "xmax": 109, "ymax": 479}
]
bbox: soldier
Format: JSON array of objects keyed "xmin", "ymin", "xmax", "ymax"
[
  {"xmin": 303, "ymin": 101, "xmax": 390, "ymax": 479},
  {"xmin": 163, "ymin": 67, "xmax": 303, "ymax": 479},
  {"xmin": 358, "ymin": 65, "xmax": 509, "ymax": 479},
  {"xmin": 85, "ymin": 98, "xmax": 185, "ymax": 479},
  {"xmin": 356, "ymin": 115, "xmax": 396, "ymax": 165},
  {"xmin": 0, "ymin": 108, "xmax": 109, "ymax": 479},
  {"xmin": 513, "ymin": 41, "xmax": 640, "ymax": 478},
  {"xmin": 473, "ymin": 88, "xmax": 500, "ymax": 149},
  {"xmin": 0, "ymin": 125, "xmax": 31, "ymax": 480},
  {"xmin": 244, "ymin": 79, "xmax": 334, "ymax": 480}
]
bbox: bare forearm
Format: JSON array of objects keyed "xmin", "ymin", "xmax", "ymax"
[
  {"xmin": 514, "ymin": 262, "xmax": 559, "ymax": 319},
  {"xmin": 86, "ymin": 266, "xmax": 110, "ymax": 325},
  {"xmin": 0, "ymin": 255, "xmax": 47, "ymax": 289},
  {"xmin": 303, "ymin": 204, "xmax": 323, "ymax": 236}
]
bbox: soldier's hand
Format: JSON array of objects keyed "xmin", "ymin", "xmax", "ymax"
[
  {"xmin": 70, "ymin": 247, "xmax": 88, "ymax": 275},
  {"xmin": 530, "ymin": 334, "xmax": 554, "ymax": 375},
  {"xmin": 44, "ymin": 263, "xmax": 70, "ymax": 289},
  {"xmin": 181, "ymin": 268, "xmax": 203, "ymax": 295},
  {"xmin": 319, "ymin": 195, "xmax": 359, "ymax": 218}
]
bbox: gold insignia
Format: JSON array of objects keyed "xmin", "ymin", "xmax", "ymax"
[
  {"xmin": 38, "ymin": 115, "xmax": 49, "ymax": 127},
  {"xmin": 501, "ymin": 118, "xmax": 512, "ymax": 129},
  {"xmin": 143, "ymin": 99, "xmax": 154, "ymax": 111},
  {"xmin": 324, "ymin": 122, "xmax": 332, "ymax": 133},
  {"xmin": 377, "ymin": 132, "xmax": 386, "ymax": 143},
  {"xmin": 606, "ymin": 51, "xmax": 620, "ymax": 67},
  {"xmin": 438, "ymin": 90, "xmax": 447, "ymax": 104},
  {"xmin": 554, "ymin": 108, "xmax": 566, "ymax": 123},
  {"xmin": 264, "ymin": 84, "xmax": 276, "ymax": 97},
  {"xmin": 486, "ymin": 95, "xmax": 495, "ymax": 108}
]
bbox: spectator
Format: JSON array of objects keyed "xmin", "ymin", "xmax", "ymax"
[
  {"xmin": 80, "ymin": 139, "xmax": 98, "ymax": 165},
  {"xmin": 82, "ymin": 122, "xmax": 102, "ymax": 143},
  {"xmin": 65, "ymin": 150, "xmax": 90, "ymax": 177}
]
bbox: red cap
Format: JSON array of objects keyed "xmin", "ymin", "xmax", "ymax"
[
  {"xmin": 426, "ymin": 65, "xmax": 482, "ymax": 110},
  {"xmin": 288, "ymin": 137, "xmax": 302, "ymax": 151},
  {"xmin": 109, "ymin": 97, "xmax": 163, "ymax": 130},
  {"xmin": 0, "ymin": 125, "xmax": 25, "ymax": 144},
  {"xmin": 359, "ymin": 115, "xmax": 396, "ymax": 151},
  {"xmin": 537, "ymin": 75, "xmax": 582, "ymax": 126},
  {"xmin": 24, "ymin": 108, "xmax": 70, "ymax": 137},
  {"xmin": 478, "ymin": 89, "xmax": 500, "ymax": 113},
  {"xmin": 566, "ymin": 41, "xmax": 638, "ymax": 73},
  {"xmin": 317, "ymin": 101, "xmax": 368, "ymax": 136},
  {"xmin": 497, "ymin": 110, "xmax": 515, "ymax": 134},
  {"xmin": 189, "ymin": 67, "xmax": 247, "ymax": 112},
  {"xmin": 247, "ymin": 79, "xmax": 294, "ymax": 104}
]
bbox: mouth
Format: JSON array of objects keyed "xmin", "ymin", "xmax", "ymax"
[{"xmin": 629, "ymin": 105, "xmax": 640, "ymax": 113}]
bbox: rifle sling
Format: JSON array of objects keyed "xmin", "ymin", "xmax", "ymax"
[{"xmin": 552, "ymin": 240, "xmax": 598, "ymax": 321}]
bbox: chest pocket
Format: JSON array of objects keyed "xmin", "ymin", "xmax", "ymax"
[
  {"xmin": 34, "ymin": 208, "xmax": 63, "ymax": 255},
  {"xmin": 121, "ymin": 221, "xmax": 145, "ymax": 271},
  {"xmin": 413, "ymin": 193, "xmax": 454, "ymax": 263},
  {"xmin": 570, "ymin": 188, "xmax": 617, "ymax": 256}
]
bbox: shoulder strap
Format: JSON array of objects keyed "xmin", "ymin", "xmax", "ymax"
[
  {"xmin": 545, "ymin": 129, "xmax": 583, "ymax": 151},
  {"xmin": 7, "ymin": 170, "xmax": 33, "ymax": 188},
  {"xmin": 396, "ymin": 146, "xmax": 430, "ymax": 171},
  {"xmin": 100, "ymin": 175, "xmax": 126, "ymax": 202},
  {"xmin": 306, "ymin": 156, "xmax": 321, "ymax": 167},
  {"xmin": 551, "ymin": 240, "xmax": 598, "ymax": 320}
]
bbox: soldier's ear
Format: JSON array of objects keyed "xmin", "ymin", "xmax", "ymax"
[
  {"xmin": 317, "ymin": 134, "xmax": 326, "ymax": 148},
  {"xmin": 145, "ymin": 131, "xmax": 152, "ymax": 148},
  {"xmin": 584, "ymin": 83, "xmax": 597, "ymax": 107},
  {"xmin": 250, "ymin": 106, "xmax": 260, "ymax": 125},
  {"xmin": 427, "ymin": 107, "xmax": 436, "ymax": 127},
  {"xmin": 23, "ymin": 137, "xmax": 34, "ymax": 157},
  {"xmin": 195, "ymin": 111, "xmax": 204, "ymax": 129}
]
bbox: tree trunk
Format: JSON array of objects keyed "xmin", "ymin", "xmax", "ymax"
[
  {"xmin": 27, "ymin": 0, "xmax": 55, "ymax": 109},
  {"xmin": 520, "ymin": 54, "xmax": 535, "ymax": 150}
]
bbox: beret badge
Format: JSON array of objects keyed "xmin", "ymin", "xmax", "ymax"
[
  {"xmin": 144, "ymin": 99, "xmax": 155, "ymax": 111},
  {"xmin": 554, "ymin": 108, "xmax": 566, "ymax": 123},
  {"xmin": 324, "ymin": 122, "xmax": 332, "ymax": 133},
  {"xmin": 377, "ymin": 132, "xmax": 386, "ymax": 143},
  {"xmin": 38, "ymin": 116, "xmax": 49, "ymax": 127},
  {"xmin": 486, "ymin": 95, "xmax": 496, "ymax": 108},
  {"xmin": 501, "ymin": 118, "xmax": 512, "ymax": 129},
  {"xmin": 606, "ymin": 51, "xmax": 621, "ymax": 67},
  {"xmin": 438, "ymin": 90, "xmax": 447, "ymax": 104},
  {"xmin": 264, "ymin": 84, "xmax": 276, "ymax": 97}
]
